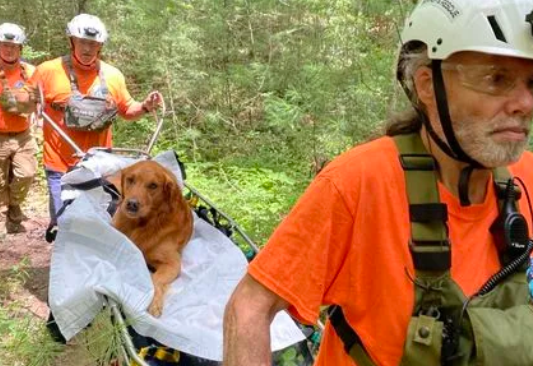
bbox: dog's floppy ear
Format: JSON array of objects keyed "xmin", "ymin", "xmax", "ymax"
[
  {"xmin": 163, "ymin": 172, "xmax": 179, "ymax": 209},
  {"xmin": 120, "ymin": 167, "xmax": 130, "ymax": 198},
  {"xmin": 105, "ymin": 171, "xmax": 122, "ymax": 195}
]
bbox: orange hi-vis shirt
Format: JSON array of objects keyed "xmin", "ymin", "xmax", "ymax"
[
  {"xmin": 248, "ymin": 136, "xmax": 533, "ymax": 366},
  {"xmin": 0, "ymin": 62, "xmax": 35, "ymax": 133},
  {"xmin": 29, "ymin": 56, "xmax": 135, "ymax": 173}
]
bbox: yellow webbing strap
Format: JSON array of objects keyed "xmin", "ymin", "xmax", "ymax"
[{"xmin": 130, "ymin": 346, "xmax": 181, "ymax": 365}]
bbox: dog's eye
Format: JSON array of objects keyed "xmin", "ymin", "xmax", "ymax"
[
  {"xmin": 126, "ymin": 177, "xmax": 135, "ymax": 185},
  {"xmin": 148, "ymin": 183, "xmax": 158, "ymax": 190}
]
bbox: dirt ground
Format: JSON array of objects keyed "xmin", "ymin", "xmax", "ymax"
[{"xmin": 0, "ymin": 181, "xmax": 51, "ymax": 320}]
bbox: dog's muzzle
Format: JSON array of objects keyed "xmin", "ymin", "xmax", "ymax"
[{"xmin": 126, "ymin": 198, "xmax": 140, "ymax": 213}]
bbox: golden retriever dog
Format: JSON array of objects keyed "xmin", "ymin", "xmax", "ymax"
[{"xmin": 112, "ymin": 160, "xmax": 193, "ymax": 317}]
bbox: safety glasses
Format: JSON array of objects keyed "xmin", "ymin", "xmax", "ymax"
[{"xmin": 440, "ymin": 63, "xmax": 533, "ymax": 96}]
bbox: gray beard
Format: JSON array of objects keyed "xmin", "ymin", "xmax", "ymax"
[{"xmin": 453, "ymin": 116, "xmax": 530, "ymax": 168}]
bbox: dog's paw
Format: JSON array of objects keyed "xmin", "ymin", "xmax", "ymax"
[{"xmin": 148, "ymin": 299, "xmax": 163, "ymax": 318}]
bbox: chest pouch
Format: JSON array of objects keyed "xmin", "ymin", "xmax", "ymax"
[
  {"xmin": 0, "ymin": 63, "xmax": 36, "ymax": 116},
  {"xmin": 329, "ymin": 133, "xmax": 533, "ymax": 366},
  {"xmin": 63, "ymin": 57, "xmax": 118, "ymax": 132}
]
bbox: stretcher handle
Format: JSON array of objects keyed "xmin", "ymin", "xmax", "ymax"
[
  {"xmin": 89, "ymin": 147, "xmax": 150, "ymax": 159},
  {"xmin": 107, "ymin": 298, "xmax": 151, "ymax": 366},
  {"xmin": 145, "ymin": 93, "xmax": 167, "ymax": 155}
]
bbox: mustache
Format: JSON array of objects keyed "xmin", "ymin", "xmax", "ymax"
[{"xmin": 490, "ymin": 116, "xmax": 530, "ymax": 134}]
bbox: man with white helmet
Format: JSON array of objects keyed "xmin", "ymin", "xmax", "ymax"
[
  {"xmin": 224, "ymin": 1, "xmax": 533, "ymax": 365},
  {"xmin": 0, "ymin": 22, "xmax": 37, "ymax": 240},
  {"xmin": 27, "ymin": 13, "xmax": 162, "ymax": 225}
]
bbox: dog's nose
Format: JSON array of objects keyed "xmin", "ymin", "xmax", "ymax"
[{"xmin": 126, "ymin": 199, "xmax": 139, "ymax": 213}]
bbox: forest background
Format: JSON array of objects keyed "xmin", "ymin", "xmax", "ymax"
[
  {"xmin": 6, "ymin": 0, "xmax": 416, "ymax": 244},
  {"xmin": 1, "ymin": 0, "xmax": 416, "ymax": 364}
]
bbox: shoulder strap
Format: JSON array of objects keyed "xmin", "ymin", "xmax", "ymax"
[
  {"xmin": 329, "ymin": 134, "xmax": 521, "ymax": 364},
  {"xmin": 328, "ymin": 306, "xmax": 377, "ymax": 366},
  {"xmin": 62, "ymin": 55, "xmax": 79, "ymax": 93},
  {"xmin": 395, "ymin": 133, "xmax": 451, "ymax": 272},
  {"xmin": 0, "ymin": 62, "xmax": 30, "ymax": 83},
  {"xmin": 329, "ymin": 133, "xmax": 450, "ymax": 366},
  {"xmin": 62, "ymin": 56, "xmax": 109, "ymax": 96},
  {"xmin": 97, "ymin": 61, "xmax": 109, "ymax": 96},
  {"xmin": 19, "ymin": 62, "xmax": 29, "ymax": 81}
]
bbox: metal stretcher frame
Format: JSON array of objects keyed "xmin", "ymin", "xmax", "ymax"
[
  {"xmin": 106, "ymin": 185, "xmax": 262, "ymax": 366},
  {"xmin": 37, "ymin": 90, "xmax": 322, "ymax": 365}
]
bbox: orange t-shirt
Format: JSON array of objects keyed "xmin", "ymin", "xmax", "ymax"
[
  {"xmin": 0, "ymin": 62, "xmax": 35, "ymax": 133},
  {"xmin": 248, "ymin": 136, "xmax": 533, "ymax": 366},
  {"xmin": 29, "ymin": 56, "xmax": 135, "ymax": 172}
]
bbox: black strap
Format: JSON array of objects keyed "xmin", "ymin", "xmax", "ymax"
[
  {"xmin": 328, "ymin": 306, "xmax": 365, "ymax": 354},
  {"xmin": 432, "ymin": 61, "xmax": 482, "ymax": 167},
  {"xmin": 410, "ymin": 203, "xmax": 448, "ymax": 223},
  {"xmin": 409, "ymin": 246, "xmax": 451, "ymax": 271},
  {"xmin": 458, "ymin": 165, "xmax": 475, "ymax": 206},
  {"xmin": 63, "ymin": 177, "xmax": 106, "ymax": 191},
  {"xmin": 44, "ymin": 177, "xmax": 120, "ymax": 243}
]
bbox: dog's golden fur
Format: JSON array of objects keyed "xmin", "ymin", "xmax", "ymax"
[{"xmin": 112, "ymin": 160, "xmax": 193, "ymax": 317}]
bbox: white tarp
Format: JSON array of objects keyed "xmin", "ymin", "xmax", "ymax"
[{"xmin": 48, "ymin": 151, "xmax": 305, "ymax": 361}]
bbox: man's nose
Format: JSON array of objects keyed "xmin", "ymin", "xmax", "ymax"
[{"xmin": 505, "ymin": 81, "xmax": 533, "ymax": 117}]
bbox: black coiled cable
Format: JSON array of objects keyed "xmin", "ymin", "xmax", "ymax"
[
  {"xmin": 476, "ymin": 239, "xmax": 533, "ymax": 296},
  {"xmin": 451, "ymin": 176, "xmax": 533, "ymax": 362}
]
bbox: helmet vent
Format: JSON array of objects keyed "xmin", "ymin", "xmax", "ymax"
[
  {"xmin": 487, "ymin": 15, "xmax": 508, "ymax": 43},
  {"xmin": 84, "ymin": 27, "xmax": 99, "ymax": 37}
]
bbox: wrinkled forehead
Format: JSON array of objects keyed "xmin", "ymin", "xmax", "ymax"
[{"xmin": 447, "ymin": 51, "xmax": 533, "ymax": 73}]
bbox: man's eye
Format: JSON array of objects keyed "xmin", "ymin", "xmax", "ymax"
[
  {"xmin": 487, "ymin": 72, "xmax": 511, "ymax": 88},
  {"xmin": 148, "ymin": 183, "xmax": 158, "ymax": 190},
  {"xmin": 526, "ymin": 78, "xmax": 533, "ymax": 91}
]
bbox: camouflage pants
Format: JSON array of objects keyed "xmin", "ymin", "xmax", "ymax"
[{"xmin": 0, "ymin": 129, "xmax": 37, "ymax": 211}]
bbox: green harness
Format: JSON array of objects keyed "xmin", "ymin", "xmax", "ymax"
[{"xmin": 329, "ymin": 133, "xmax": 533, "ymax": 366}]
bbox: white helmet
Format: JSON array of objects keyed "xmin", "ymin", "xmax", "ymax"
[
  {"xmin": 0, "ymin": 23, "xmax": 26, "ymax": 45},
  {"xmin": 66, "ymin": 14, "xmax": 108, "ymax": 43},
  {"xmin": 401, "ymin": 0, "xmax": 533, "ymax": 61}
]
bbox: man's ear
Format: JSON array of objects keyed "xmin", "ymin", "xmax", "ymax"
[{"xmin": 414, "ymin": 66, "xmax": 435, "ymax": 109}]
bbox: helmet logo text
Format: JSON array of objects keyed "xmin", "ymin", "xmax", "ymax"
[{"xmin": 422, "ymin": 0, "xmax": 461, "ymax": 21}]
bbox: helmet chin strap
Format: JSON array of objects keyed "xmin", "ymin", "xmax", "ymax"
[
  {"xmin": 69, "ymin": 39, "xmax": 98, "ymax": 70},
  {"xmin": 0, "ymin": 55, "xmax": 18, "ymax": 66},
  {"xmin": 72, "ymin": 54, "xmax": 97, "ymax": 69},
  {"xmin": 429, "ymin": 60, "xmax": 485, "ymax": 207}
]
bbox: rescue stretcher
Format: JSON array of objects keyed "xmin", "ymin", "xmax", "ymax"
[{"xmin": 38, "ymin": 93, "xmax": 322, "ymax": 366}]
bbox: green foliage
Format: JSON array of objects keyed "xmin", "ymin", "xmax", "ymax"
[
  {"xmin": 0, "ymin": 257, "xmax": 127, "ymax": 366},
  {"xmin": 0, "ymin": 259, "xmax": 63, "ymax": 366},
  {"xmin": 187, "ymin": 161, "xmax": 309, "ymax": 245},
  {"xmin": 274, "ymin": 346, "xmax": 305, "ymax": 366},
  {"xmin": 65, "ymin": 307, "xmax": 126, "ymax": 366},
  {"xmin": 0, "ymin": 0, "xmax": 418, "ymax": 362}
]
